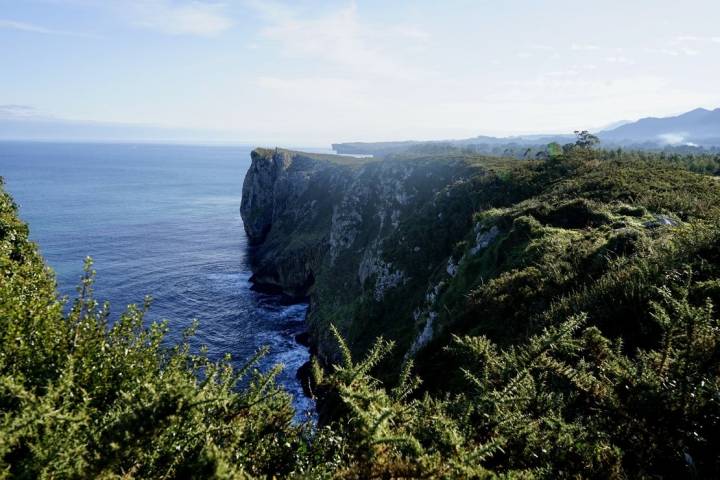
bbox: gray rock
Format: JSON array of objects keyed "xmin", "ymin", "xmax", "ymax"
[
  {"xmin": 470, "ymin": 225, "xmax": 500, "ymax": 255},
  {"xmin": 643, "ymin": 214, "xmax": 679, "ymax": 229}
]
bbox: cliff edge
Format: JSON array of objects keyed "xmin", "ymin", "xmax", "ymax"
[
  {"xmin": 241, "ymin": 147, "xmax": 720, "ymax": 386},
  {"xmin": 240, "ymin": 148, "xmax": 481, "ymax": 363}
]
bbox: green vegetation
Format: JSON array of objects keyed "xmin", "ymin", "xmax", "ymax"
[
  {"xmin": 3, "ymin": 140, "xmax": 720, "ymax": 478},
  {"xmin": 0, "ymin": 181, "xmax": 308, "ymax": 478},
  {"xmin": 252, "ymin": 147, "xmax": 377, "ymax": 167}
]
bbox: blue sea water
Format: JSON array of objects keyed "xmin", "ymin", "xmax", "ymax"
[{"xmin": 0, "ymin": 141, "xmax": 314, "ymax": 419}]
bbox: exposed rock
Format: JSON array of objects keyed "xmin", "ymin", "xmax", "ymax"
[
  {"xmin": 446, "ymin": 258, "xmax": 458, "ymax": 277},
  {"xmin": 470, "ymin": 225, "xmax": 500, "ymax": 255},
  {"xmin": 644, "ymin": 213, "xmax": 680, "ymax": 229},
  {"xmin": 328, "ymin": 205, "xmax": 362, "ymax": 262},
  {"xmin": 372, "ymin": 261, "xmax": 406, "ymax": 301},
  {"xmin": 408, "ymin": 312, "xmax": 436, "ymax": 356}
]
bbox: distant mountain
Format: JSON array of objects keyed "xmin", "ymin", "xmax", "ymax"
[
  {"xmin": 600, "ymin": 108, "xmax": 720, "ymax": 147},
  {"xmin": 333, "ymin": 107, "xmax": 720, "ymax": 156}
]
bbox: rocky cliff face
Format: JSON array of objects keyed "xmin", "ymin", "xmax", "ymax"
[
  {"xmin": 240, "ymin": 148, "xmax": 480, "ymax": 362},
  {"xmin": 240, "ymin": 149, "xmax": 344, "ymax": 298},
  {"xmin": 240, "ymin": 147, "xmax": 720, "ymax": 375}
]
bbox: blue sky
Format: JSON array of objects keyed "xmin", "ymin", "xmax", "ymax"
[{"xmin": 1, "ymin": 0, "xmax": 719, "ymax": 145}]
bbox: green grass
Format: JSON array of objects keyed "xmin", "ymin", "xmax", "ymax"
[{"xmin": 253, "ymin": 147, "xmax": 379, "ymax": 167}]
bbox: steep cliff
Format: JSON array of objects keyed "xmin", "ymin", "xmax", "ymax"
[
  {"xmin": 241, "ymin": 147, "xmax": 720, "ymax": 377},
  {"xmin": 240, "ymin": 148, "xmax": 488, "ymax": 362}
]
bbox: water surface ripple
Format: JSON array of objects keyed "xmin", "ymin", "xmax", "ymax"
[{"xmin": 0, "ymin": 142, "xmax": 314, "ymax": 419}]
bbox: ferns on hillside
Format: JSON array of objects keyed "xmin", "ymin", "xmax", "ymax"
[{"xmin": 310, "ymin": 275, "xmax": 720, "ymax": 478}]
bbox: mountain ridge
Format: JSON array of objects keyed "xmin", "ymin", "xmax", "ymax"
[
  {"xmin": 600, "ymin": 107, "xmax": 720, "ymax": 145},
  {"xmin": 332, "ymin": 106, "xmax": 720, "ymax": 156}
]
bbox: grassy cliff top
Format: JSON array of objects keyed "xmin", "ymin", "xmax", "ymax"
[
  {"xmin": 252, "ymin": 146, "xmax": 378, "ymax": 166},
  {"xmin": 252, "ymin": 146, "xmax": 519, "ymax": 170}
]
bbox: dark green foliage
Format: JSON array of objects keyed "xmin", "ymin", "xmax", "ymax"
[
  {"xmin": 310, "ymin": 277, "xmax": 720, "ymax": 478},
  {"xmin": 412, "ymin": 148, "xmax": 720, "ymax": 350},
  {"xmin": 0, "ymin": 262, "xmax": 307, "ymax": 479},
  {"xmin": 0, "ymin": 182, "xmax": 312, "ymax": 478},
  {"xmin": 3, "ymin": 141, "xmax": 720, "ymax": 479},
  {"xmin": 573, "ymin": 130, "xmax": 600, "ymax": 150}
]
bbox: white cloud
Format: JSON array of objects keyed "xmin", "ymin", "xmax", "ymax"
[
  {"xmin": 658, "ymin": 132, "xmax": 688, "ymax": 145},
  {"xmin": 674, "ymin": 35, "xmax": 720, "ymax": 44},
  {"xmin": 255, "ymin": 76, "xmax": 369, "ymax": 109},
  {"xmin": 655, "ymin": 48, "xmax": 680, "ymax": 56},
  {"xmin": 545, "ymin": 70, "xmax": 580, "ymax": 77},
  {"xmin": 645, "ymin": 47, "xmax": 699, "ymax": 57},
  {"xmin": 0, "ymin": 104, "xmax": 42, "ymax": 119},
  {"xmin": 605, "ymin": 56, "xmax": 635, "ymax": 65},
  {"xmin": 0, "ymin": 19, "xmax": 90, "ymax": 36},
  {"xmin": 128, "ymin": 1, "xmax": 233, "ymax": 36},
  {"xmin": 250, "ymin": 2, "xmax": 428, "ymax": 80},
  {"xmin": 657, "ymin": 34, "xmax": 720, "ymax": 55},
  {"xmin": 388, "ymin": 25, "xmax": 429, "ymax": 41},
  {"xmin": 571, "ymin": 43, "xmax": 600, "ymax": 51},
  {"xmin": 529, "ymin": 44, "xmax": 554, "ymax": 51}
]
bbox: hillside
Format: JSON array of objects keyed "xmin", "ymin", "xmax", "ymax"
[
  {"xmin": 242, "ymin": 146, "xmax": 720, "ymax": 366},
  {"xmin": 3, "ymin": 144, "xmax": 720, "ymax": 477},
  {"xmin": 240, "ymin": 144, "xmax": 720, "ymax": 476}
]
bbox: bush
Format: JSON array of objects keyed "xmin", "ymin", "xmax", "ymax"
[{"xmin": 3, "ymin": 145, "xmax": 720, "ymax": 478}]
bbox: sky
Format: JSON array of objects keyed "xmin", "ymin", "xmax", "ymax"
[{"xmin": 1, "ymin": 0, "xmax": 719, "ymax": 146}]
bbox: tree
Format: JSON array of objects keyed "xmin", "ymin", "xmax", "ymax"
[
  {"xmin": 574, "ymin": 130, "xmax": 600, "ymax": 149},
  {"xmin": 547, "ymin": 142, "xmax": 563, "ymax": 158}
]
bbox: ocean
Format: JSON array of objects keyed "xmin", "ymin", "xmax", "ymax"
[{"xmin": 0, "ymin": 141, "xmax": 314, "ymax": 419}]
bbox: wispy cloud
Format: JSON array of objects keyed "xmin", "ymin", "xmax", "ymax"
[
  {"xmin": 248, "ymin": 2, "xmax": 428, "ymax": 80},
  {"xmin": 491, "ymin": 74, "xmax": 709, "ymax": 115},
  {"xmin": 645, "ymin": 47, "xmax": 700, "ymax": 57},
  {"xmin": 0, "ymin": 19, "xmax": 91, "ymax": 37},
  {"xmin": 674, "ymin": 35, "xmax": 720, "ymax": 44},
  {"xmin": 127, "ymin": 1, "xmax": 233, "ymax": 36},
  {"xmin": 648, "ymin": 34, "xmax": 720, "ymax": 57},
  {"xmin": 0, "ymin": 104, "xmax": 44, "ymax": 119},
  {"xmin": 544, "ymin": 70, "xmax": 580, "ymax": 77},
  {"xmin": 255, "ymin": 76, "xmax": 369, "ymax": 109},
  {"xmin": 528, "ymin": 44, "xmax": 554, "ymax": 51},
  {"xmin": 516, "ymin": 45, "xmax": 560, "ymax": 59},
  {"xmin": 658, "ymin": 132, "xmax": 689, "ymax": 145},
  {"xmin": 605, "ymin": 55, "xmax": 635, "ymax": 65},
  {"xmin": 571, "ymin": 43, "xmax": 600, "ymax": 51}
]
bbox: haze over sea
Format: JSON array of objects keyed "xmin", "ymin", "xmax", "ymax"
[{"xmin": 0, "ymin": 141, "xmax": 314, "ymax": 418}]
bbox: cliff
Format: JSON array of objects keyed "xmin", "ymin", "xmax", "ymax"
[
  {"xmin": 240, "ymin": 148, "xmax": 489, "ymax": 362},
  {"xmin": 241, "ymin": 147, "xmax": 720, "ymax": 377}
]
